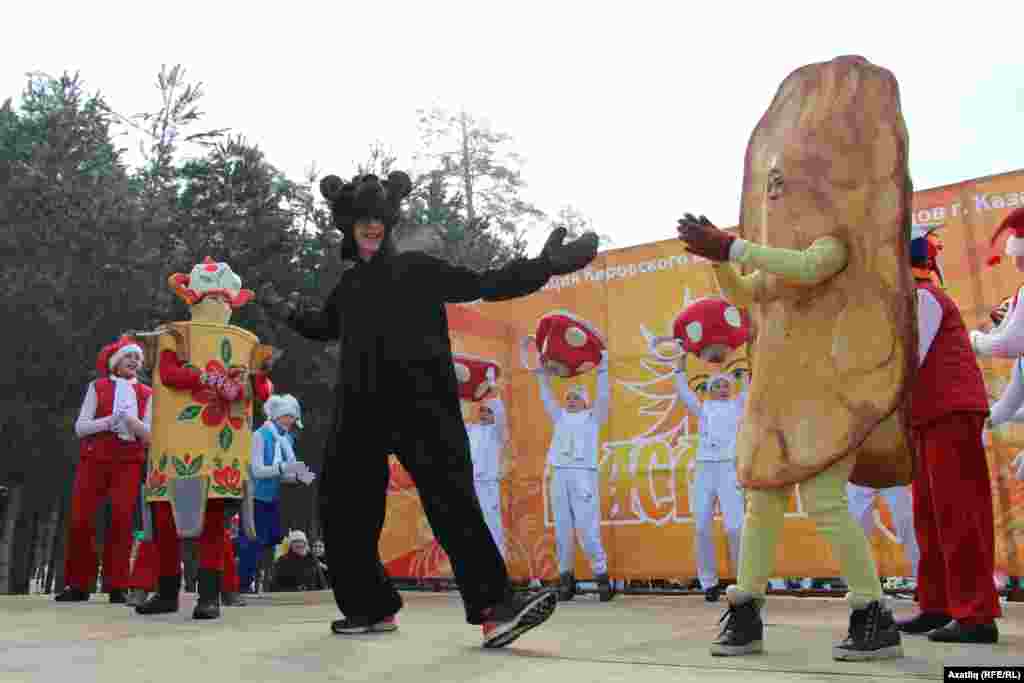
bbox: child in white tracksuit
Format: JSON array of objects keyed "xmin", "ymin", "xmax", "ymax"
[
  {"xmin": 673, "ymin": 354, "xmax": 747, "ymax": 601},
  {"xmin": 535, "ymin": 350, "xmax": 612, "ymax": 601},
  {"xmin": 845, "ymin": 483, "xmax": 920, "ymax": 585},
  {"xmin": 466, "ymin": 397, "xmax": 508, "ymax": 559}
]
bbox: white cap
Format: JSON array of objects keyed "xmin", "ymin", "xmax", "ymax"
[
  {"xmin": 108, "ymin": 344, "xmax": 143, "ymax": 372},
  {"xmin": 264, "ymin": 394, "xmax": 303, "ymax": 429},
  {"xmin": 288, "ymin": 529, "xmax": 308, "ymax": 545}
]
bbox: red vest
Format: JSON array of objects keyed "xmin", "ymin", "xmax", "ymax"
[
  {"xmin": 911, "ymin": 280, "xmax": 989, "ymax": 427},
  {"xmin": 79, "ymin": 377, "xmax": 152, "ymax": 463}
]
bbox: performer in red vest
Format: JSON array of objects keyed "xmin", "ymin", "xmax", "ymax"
[
  {"xmin": 57, "ymin": 337, "xmax": 153, "ymax": 603},
  {"xmin": 126, "ymin": 538, "xmax": 159, "ymax": 606},
  {"xmin": 221, "ymin": 515, "xmax": 245, "ymax": 606},
  {"xmin": 900, "ymin": 225, "xmax": 1001, "ymax": 643}
]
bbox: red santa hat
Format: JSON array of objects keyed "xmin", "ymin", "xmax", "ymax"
[
  {"xmin": 96, "ymin": 336, "xmax": 144, "ymax": 375},
  {"xmin": 986, "ymin": 207, "xmax": 1024, "ymax": 266}
]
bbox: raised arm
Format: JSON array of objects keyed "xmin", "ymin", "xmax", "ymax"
[
  {"xmin": 971, "ymin": 285, "xmax": 1024, "ymax": 358},
  {"xmin": 593, "ymin": 351, "xmax": 611, "ymax": 425},
  {"xmin": 534, "ymin": 370, "xmax": 563, "ymax": 423},
  {"xmin": 672, "ymin": 364, "xmax": 704, "ymax": 418},
  {"xmin": 487, "ymin": 396, "xmax": 508, "ymax": 444}
]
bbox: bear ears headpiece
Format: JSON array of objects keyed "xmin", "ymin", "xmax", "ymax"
[{"xmin": 319, "ymin": 171, "xmax": 413, "ymax": 231}]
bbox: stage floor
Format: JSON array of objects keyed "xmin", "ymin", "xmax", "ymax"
[{"xmin": 1, "ymin": 591, "xmax": 1020, "ymax": 682}]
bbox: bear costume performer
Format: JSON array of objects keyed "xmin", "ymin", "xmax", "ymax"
[
  {"xmin": 677, "ymin": 56, "xmax": 918, "ymax": 661},
  {"xmin": 131, "ymin": 258, "xmax": 278, "ymax": 620},
  {"xmin": 259, "ymin": 169, "xmax": 599, "ymax": 648}
]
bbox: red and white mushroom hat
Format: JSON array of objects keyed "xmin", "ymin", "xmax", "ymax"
[
  {"xmin": 453, "ymin": 353, "xmax": 501, "ymax": 402},
  {"xmin": 521, "ymin": 310, "xmax": 607, "ymax": 378},
  {"xmin": 648, "ymin": 297, "xmax": 750, "ymax": 364}
]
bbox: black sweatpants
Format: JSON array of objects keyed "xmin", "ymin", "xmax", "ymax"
[{"xmin": 321, "ymin": 384, "xmax": 511, "ymax": 625}]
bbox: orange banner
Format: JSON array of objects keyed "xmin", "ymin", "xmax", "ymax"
[{"xmin": 380, "ymin": 169, "xmax": 1024, "ymax": 583}]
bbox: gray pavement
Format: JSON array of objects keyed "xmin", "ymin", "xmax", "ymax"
[{"xmin": 1, "ymin": 591, "xmax": 1020, "ymax": 682}]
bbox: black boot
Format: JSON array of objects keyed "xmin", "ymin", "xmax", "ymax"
[
  {"xmin": 108, "ymin": 589, "xmax": 127, "ymax": 604},
  {"xmin": 596, "ymin": 573, "xmax": 615, "ymax": 602},
  {"xmin": 54, "ymin": 587, "xmax": 90, "ymax": 602},
  {"xmin": 192, "ymin": 569, "xmax": 221, "ymax": 620},
  {"xmin": 927, "ymin": 620, "xmax": 999, "ymax": 644},
  {"xmin": 895, "ymin": 611, "xmax": 952, "ymax": 634},
  {"xmin": 833, "ymin": 599, "xmax": 903, "ymax": 661},
  {"xmin": 705, "ymin": 584, "xmax": 722, "ymax": 602},
  {"xmin": 136, "ymin": 576, "xmax": 181, "ymax": 615},
  {"xmin": 710, "ymin": 588, "xmax": 764, "ymax": 656},
  {"xmin": 221, "ymin": 591, "xmax": 247, "ymax": 607},
  {"xmin": 558, "ymin": 572, "xmax": 575, "ymax": 602}
]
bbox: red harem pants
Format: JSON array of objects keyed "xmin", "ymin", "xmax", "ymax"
[
  {"xmin": 911, "ymin": 412, "xmax": 1002, "ymax": 623},
  {"xmin": 223, "ymin": 531, "xmax": 239, "ymax": 592},
  {"xmin": 129, "ymin": 541, "xmax": 159, "ymax": 591},
  {"xmin": 64, "ymin": 459, "xmax": 144, "ymax": 591},
  {"xmin": 152, "ymin": 500, "xmax": 226, "ymax": 576}
]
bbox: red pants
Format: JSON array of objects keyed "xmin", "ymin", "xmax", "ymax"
[
  {"xmin": 912, "ymin": 413, "xmax": 1002, "ymax": 623},
  {"xmin": 129, "ymin": 540, "xmax": 159, "ymax": 591},
  {"xmin": 223, "ymin": 533, "xmax": 239, "ymax": 592},
  {"xmin": 65, "ymin": 459, "xmax": 144, "ymax": 591},
  {"xmin": 153, "ymin": 500, "xmax": 226, "ymax": 576}
]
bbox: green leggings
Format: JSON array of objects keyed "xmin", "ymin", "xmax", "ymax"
[{"xmin": 737, "ymin": 456, "xmax": 883, "ymax": 603}]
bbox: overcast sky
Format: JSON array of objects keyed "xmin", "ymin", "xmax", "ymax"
[{"xmin": 3, "ymin": 1, "xmax": 1022, "ymax": 252}]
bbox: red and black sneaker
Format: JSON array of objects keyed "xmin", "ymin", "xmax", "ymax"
[
  {"xmin": 481, "ymin": 589, "xmax": 558, "ymax": 649},
  {"xmin": 331, "ymin": 615, "xmax": 399, "ymax": 635}
]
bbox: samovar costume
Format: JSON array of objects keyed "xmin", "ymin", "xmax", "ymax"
[{"xmin": 132, "ymin": 258, "xmax": 276, "ymax": 620}]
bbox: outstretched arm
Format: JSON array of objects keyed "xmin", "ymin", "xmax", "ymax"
[
  {"xmin": 729, "ymin": 236, "xmax": 849, "ymax": 285},
  {"xmin": 677, "ymin": 216, "xmax": 848, "ymax": 305},
  {"xmin": 593, "ymin": 352, "xmax": 611, "ymax": 425},
  {"xmin": 990, "ymin": 358, "xmax": 1024, "ymax": 427},
  {"xmin": 412, "ymin": 252, "xmax": 554, "ymax": 304},
  {"xmin": 285, "ymin": 286, "xmax": 341, "ymax": 342},
  {"xmin": 971, "ymin": 285, "xmax": 1024, "ymax": 358}
]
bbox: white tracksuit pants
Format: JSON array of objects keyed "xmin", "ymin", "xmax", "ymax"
[
  {"xmin": 473, "ymin": 479, "xmax": 505, "ymax": 559},
  {"xmin": 690, "ymin": 460, "xmax": 744, "ymax": 590},
  {"xmin": 551, "ymin": 467, "xmax": 608, "ymax": 575},
  {"xmin": 846, "ymin": 483, "xmax": 920, "ymax": 577}
]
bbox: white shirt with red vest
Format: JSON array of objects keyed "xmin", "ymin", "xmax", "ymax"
[
  {"xmin": 75, "ymin": 376, "xmax": 153, "ymax": 462},
  {"xmin": 913, "ymin": 280, "xmax": 990, "ymax": 427}
]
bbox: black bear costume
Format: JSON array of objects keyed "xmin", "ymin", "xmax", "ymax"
[{"xmin": 260, "ymin": 170, "xmax": 598, "ymax": 647}]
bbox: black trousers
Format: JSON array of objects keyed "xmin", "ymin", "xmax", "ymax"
[{"xmin": 321, "ymin": 390, "xmax": 510, "ymax": 625}]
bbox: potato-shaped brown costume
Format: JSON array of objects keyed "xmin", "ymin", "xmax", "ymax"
[{"xmin": 733, "ymin": 55, "xmax": 916, "ymax": 490}]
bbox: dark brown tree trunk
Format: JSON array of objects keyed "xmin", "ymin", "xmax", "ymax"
[{"xmin": 0, "ymin": 483, "xmax": 23, "ymax": 594}]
